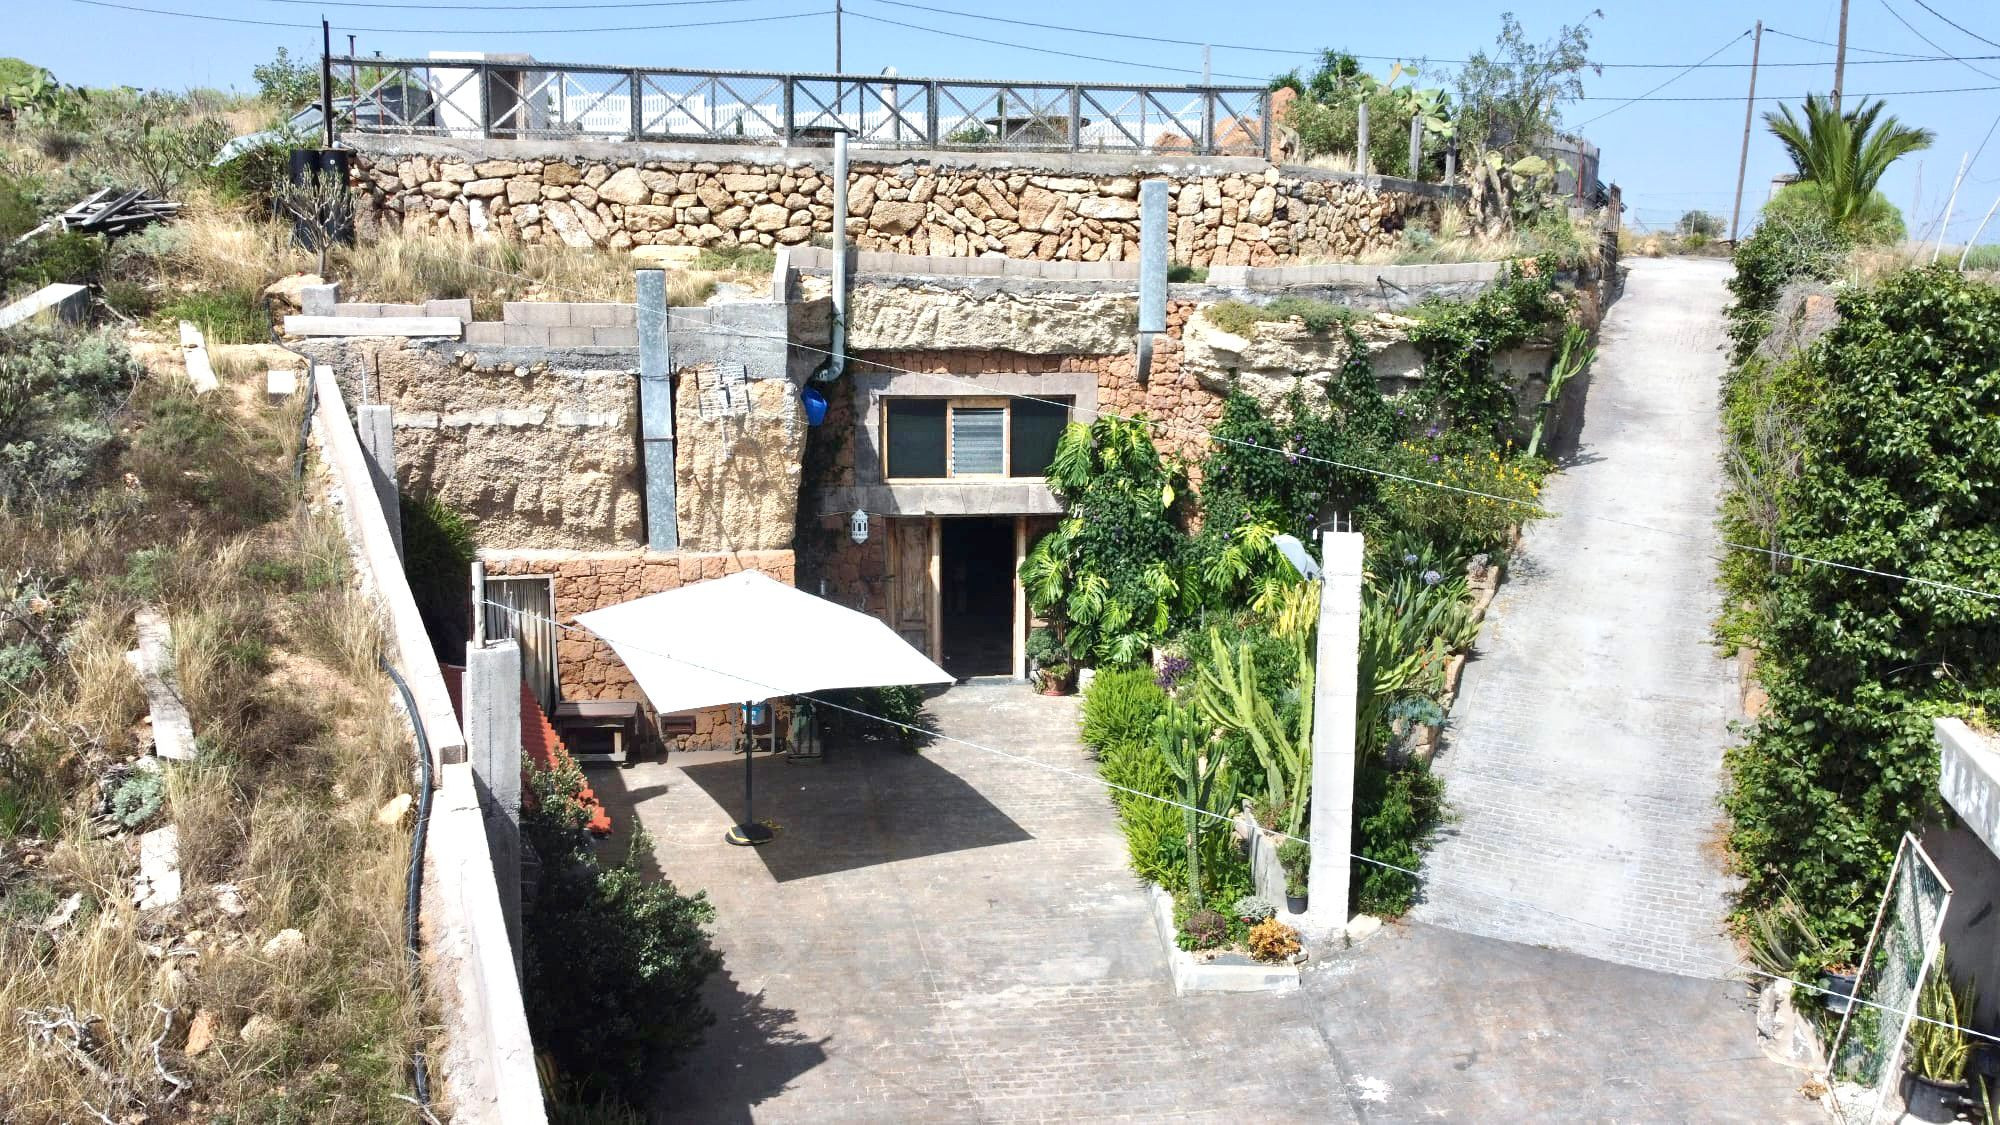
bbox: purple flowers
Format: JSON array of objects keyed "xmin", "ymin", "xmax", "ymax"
[
  {"xmin": 1422, "ymin": 569, "xmax": 1443, "ymax": 587},
  {"xmin": 1156, "ymin": 654, "xmax": 1192, "ymax": 692},
  {"xmin": 1402, "ymin": 553, "xmax": 1419, "ymax": 565}
]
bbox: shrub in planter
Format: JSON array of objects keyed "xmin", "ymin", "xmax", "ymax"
[
  {"xmin": 1232, "ymin": 894, "xmax": 1275, "ymax": 926},
  {"xmin": 1080, "ymin": 666, "xmax": 1166, "ymax": 759},
  {"xmin": 1278, "ymin": 837, "xmax": 1309, "ymax": 911},
  {"xmin": 1248, "ymin": 917, "xmax": 1302, "ymax": 963},
  {"xmin": 1178, "ymin": 907, "xmax": 1229, "ymax": 951},
  {"xmin": 1905, "ymin": 947, "xmax": 1977, "ymax": 1122}
]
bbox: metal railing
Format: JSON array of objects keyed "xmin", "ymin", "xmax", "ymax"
[{"xmin": 332, "ymin": 57, "xmax": 1271, "ymax": 156}]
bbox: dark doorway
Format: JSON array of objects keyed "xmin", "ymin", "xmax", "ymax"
[{"xmin": 939, "ymin": 517, "xmax": 1015, "ymax": 680}]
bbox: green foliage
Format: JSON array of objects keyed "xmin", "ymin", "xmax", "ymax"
[
  {"xmin": 1726, "ymin": 206, "xmax": 1851, "ymax": 362},
  {"xmin": 1277, "ymin": 837, "xmax": 1309, "ymax": 897},
  {"xmin": 691, "ymin": 244, "xmax": 775, "ymax": 273},
  {"xmin": 1908, "ymin": 949, "xmax": 1975, "ymax": 1084},
  {"xmin": 92, "ymin": 92, "xmax": 231, "ymax": 199},
  {"xmin": 1273, "ymin": 51, "xmax": 1451, "ymax": 176},
  {"xmin": 1679, "ymin": 210, "xmax": 1725, "ymax": 240},
  {"xmin": 252, "ymin": 47, "xmax": 319, "ymax": 111},
  {"xmin": 1178, "ymin": 906, "xmax": 1229, "ymax": 951},
  {"xmin": 1407, "ymin": 271, "xmax": 1562, "ymax": 444},
  {"xmin": 1453, "ymin": 13, "xmax": 1598, "ymax": 229},
  {"xmin": 1195, "ymin": 624, "xmax": 1312, "ymax": 837},
  {"xmin": 128, "ymin": 387, "xmax": 288, "ymax": 525},
  {"xmin": 1205, "ymin": 297, "xmax": 1354, "ymax": 338},
  {"xmin": 0, "ymin": 325, "xmax": 141, "ymax": 504},
  {"xmin": 400, "ymin": 492, "xmax": 475, "ymax": 659},
  {"xmin": 1525, "ymin": 323, "xmax": 1593, "ymax": 459},
  {"xmin": 1722, "ymin": 268, "xmax": 2000, "ymax": 945},
  {"xmin": 110, "ymin": 770, "xmax": 164, "ymax": 828},
  {"xmin": 1156, "ymin": 699, "xmax": 1237, "ymax": 908},
  {"xmin": 816, "ymin": 684, "xmax": 930, "ymax": 749},
  {"xmin": 1167, "ymin": 264, "xmax": 1208, "ymax": 283},
  {"xmin": 157, "ymin": 288, "xmax": 268, "ymax": 345},
  {"xmin": 1764, "ymin": 95, "xmax": 1932, "ymax": 242},
  {"xmin": 1080, "ymin": 666, "xmax": 1167, "ymax": 760},
  {"xmin": 1019, "ymin": 415, "xmax": 1190, "ymax": 665},
  {"xmin": 522, "ymin": 763, "xmax": 721, "ymax": 1107},
  {"xmin": 6, "ymin": 230, "xmax": 105, "ymax": 297},
  {"xmin": 1352, "ymin": 762, "xmax": 1445, "ymax": 915}
]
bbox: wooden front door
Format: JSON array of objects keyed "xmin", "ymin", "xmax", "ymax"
[{"xmin": 887, "ymin": 517, "xmax": 938, "ymax": 660}]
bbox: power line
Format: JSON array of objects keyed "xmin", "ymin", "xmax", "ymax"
[
  {"xmin": 362, "ymin": 214, "xmax": 2000, "ymax": 604},
  {"xmin": 1876, "ymin": 0, "xmax": 2000, "ymax": 81},
  {"xmin": 1570, "ymin": 29, "xmax": 1749, "ymax": 128},
  {"xmin": 64, "ymin": 0, "xmax": 831, "ymax": 35},
  {"xmin": 841, "ymin": 9, "xmax": 1270, "ymax": 81},
  {"xmin": 1765, "ymin": 26, "xmax": 1938, "ymax": 57},
  {"xmin": 858, "ymin": 0, "xmax": 2000, "ymax": 71},
  {"xmin": 1907, "ymin": 0, "xmax": 2000, "ymax": 51}
]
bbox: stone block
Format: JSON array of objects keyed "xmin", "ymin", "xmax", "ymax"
[
  {"xmin": 594, "ymin": 327, "xmax": 639, "ymax": 347},
  {"xmin": 299, "ymin": 283, "xmax": 339, "ymax": 316},
  {"xmin": 546, "ymin": 326, "xmax": 597, "ymax": 347},
  {"xmin": 504, "ymin": 324, "xmax": 551, "ymax": 346},
  {"xmin": 463, "ymin": 321, "xmax": 506, "ymax": 346},
  {"xmin": 570, "ymin": 303, "xmax": 631, "ymax": 327},
  {"xmin": 505, "ymin": 302, "xmax": 572, "ymax": 327},
  {"xmin": 424, "ymin": 298, "xmax": 475, "ymax": 321},
  {"xmin": 265, "ymin": 368, "xmax": 298, "ymax": 402}
]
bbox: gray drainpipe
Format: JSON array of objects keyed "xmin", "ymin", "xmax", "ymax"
[
  {"xmin": 636, "ymin": 268, "xmax": 679, "ymax": 550},
  {"xmin": 1137, "ymin": 178, "xmax": 1169, "ymax": 383},
  {"xmin": 829, "ymin": 128, "xmax": 849, "ymax": 380}
]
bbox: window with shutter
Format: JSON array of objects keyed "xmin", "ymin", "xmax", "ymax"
[{"xmin": 951, "ymin": 406, "xmax": 1006, "ymax": 476}]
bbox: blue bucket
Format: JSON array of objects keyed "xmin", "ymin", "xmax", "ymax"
[{"xmin": 801, "ymin": 384, "xmax": 829, "ymax": 427}]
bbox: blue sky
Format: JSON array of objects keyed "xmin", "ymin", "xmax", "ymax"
[{"xmin": 12, "ymin": 0, "xmax": 2000, "ymax": 243}]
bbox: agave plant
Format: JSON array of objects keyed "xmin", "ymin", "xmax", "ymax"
[{"xmin": 1763, "ymin": 95, "xmax": 1932, "ymax": 240}]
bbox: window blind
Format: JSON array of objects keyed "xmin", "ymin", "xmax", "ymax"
[{"xmin": 951, "ymin": 406, "xmax": 1006, "ymax": 475}]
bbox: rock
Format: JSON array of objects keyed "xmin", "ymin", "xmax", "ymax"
[
  {"xmin": 714, "ymin": 205, "xmax": 749, "ymax": 230},
  {"xmin": 868, "ymin": 200, "xmax": 925, "ymax": 234},
  {"xmin": 749, "ymin": 202, "xmax": 789, "ymax": 232},
  {"xmin": 505, "ymin": 178, "xmax": 541, "ymax": 204},
  {"xmin": 1247, "ymin": 184, "xmax": 1277, "ymax": 225},
  {"xmin": 438, "ymin": 162, "xmax": 475, "ymax": 184},
  {"xmin": 184, "ymin": 1009, "xmax": 217, "ymax": 1056},
  {"xmin": 133, "ymin": 825, "xmax": 180, "ymax": 910},
  {"xmin": 375, "ymin": 793, "xmax": 412, "ymax": 828},
  {"xmin": 721, "ymin": 172, "xmax": 769, "ymax": 192},
  {"xmin": 261, "ymin": 273, "xmax": 326, "ymax": 314},
  {"xmin": 462, "ymin": 178, "xmax": 506, "ymax": 199},
  {"xmin": 1078, "ymin": 196, "xmax": 1139, "ymax": 221},
  {"xmin": 261, "ymin": 928, "xmax": 305, "ymax": 957},
  {"xmin": 545, "ymin": 203, "xmax": 596, "ymax": 248},
  {"xmin": 596, "ymin": 167, "xmax": 650, "ymax": 206},
  {"xmin": 41, "ymin": 891, "xmax": 83, "ymax": 932},
  {"xmin": 240, "ymin": 1013, "xmax": 282, "ymax": 1044},
  {"xmin": 420, "ymin": 181, "xmax": 461, "ymax": 200},
  {"xmin": 212, "ymin": 882, "xmax": 247, "ymax": 917},
  {"xmin": 847, "ymin": 287, "xmax": 1136, "ymax": 353},
  {"xmin": 542, "ymin": 162, "xmax": 582, "ymax": 186},
  {"xmin": 1343, "ymin": 914, "xmax": 1383, "ymax": 944}
]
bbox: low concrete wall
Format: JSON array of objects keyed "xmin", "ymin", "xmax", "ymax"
[
  {"xmin": 0, "ymin": 282, "xmax": 88, "ymax": 329},
  {"xmin": 312, "ymin": 369, "xmax": 545, "ymax": 1124}
]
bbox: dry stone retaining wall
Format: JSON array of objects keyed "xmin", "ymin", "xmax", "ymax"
[{"xmin": 350, "ymin": 139, "xmax": 1448, "ymax": 267}]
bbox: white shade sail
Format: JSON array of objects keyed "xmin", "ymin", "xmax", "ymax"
[{"xmin": 574, "ymin": 570, "xmax": 952, "ymax": 714}]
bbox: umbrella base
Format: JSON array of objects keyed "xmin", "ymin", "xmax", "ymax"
[{"xmin": 724, "ymin": 822, "xmax": 774, "ymax": 846}]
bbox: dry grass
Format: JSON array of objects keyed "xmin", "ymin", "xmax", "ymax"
[
  {"xmin": 339, "ymin": 230, "xmax": 636, "ymax": 315},
  {"xmin": 0, "ymin": 345, "xmax": 426, "ymax": 1121}
]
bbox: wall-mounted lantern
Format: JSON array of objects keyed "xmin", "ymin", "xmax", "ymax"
[{"xmin": 849, "ymin": 509, "xmax": 870, "ymax": 545}]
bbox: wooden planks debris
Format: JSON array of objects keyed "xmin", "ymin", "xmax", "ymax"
[
  {"xmin": 0, "ymin": 282, "xmax": 87, "ymax": 330},
  {"xmin": 13, "ymin": 187, "xmax": 183, "ymax": 244},
  {"xmin": 178, "ymin": 321, "xmax": 219, "ymax": 394}
]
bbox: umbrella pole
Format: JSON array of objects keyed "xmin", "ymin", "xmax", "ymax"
[{"xmin": 725, "ymin": 700, "xmax": 773, "ymax": 845}]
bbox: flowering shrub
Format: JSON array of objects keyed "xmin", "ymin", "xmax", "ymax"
[{"xmin": 1376, "ymin": 441, "xmax": 1546, "ymax": 558}]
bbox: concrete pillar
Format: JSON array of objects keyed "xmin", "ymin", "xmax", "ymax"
[
  {"xmin": 1355, "ymin": 101, "xmax": 1370, "ymax": 175},
  {"xmin": 1307, "ymin": 531, "xmax": 1364, "ymax": 934},
  {"xmin": 466, "ymin": 639, "xmax": 523, "ymax": 969},
  {"xmin": 636, "ymin": 269, "xmax": 679, "ymax": 551},
  {"xmin": 357, "ymin": 404, "xmax": 401, "ymax": 560}
]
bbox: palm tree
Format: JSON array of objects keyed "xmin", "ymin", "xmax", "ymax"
[{"xmin": 1764, "ymin": 95, "xmax": 1933, "ymax": 237}]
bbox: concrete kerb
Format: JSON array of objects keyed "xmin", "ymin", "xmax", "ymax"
[
  {"xmin": 1146, "ymin": 884, "xmax": 1303, "ymax": 994},
  {"xmin": 309, "ymin": 367, "xmax": 546, "ymax": 1125}
]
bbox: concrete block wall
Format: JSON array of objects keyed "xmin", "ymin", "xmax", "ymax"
[{"xmin": 319, "ymin": 298, "xmax": 641, "ymax": 348}]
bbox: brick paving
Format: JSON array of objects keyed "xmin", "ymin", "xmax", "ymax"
[
  {"xmin": 1411, "ymin": 257, "xmax": 1746, "ymax": 977},
  {"xmin": 596, "ymin": 678, "xmax": 1815, "ymax": 1122}
]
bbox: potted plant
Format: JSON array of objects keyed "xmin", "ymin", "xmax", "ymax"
[
  {"xmin": 1819, "ymin": 938, "xmax": 1860, "ymax": 1014},
  {"xmin": 1026, "ymin": 627, "xmax": 1075, "ymax": 695},
  {"xmin": 1904, "ymin": 948, "xmax": 1978, "ymax": 1123},
  {"xmin": 1278, "ymin": 838, "xmax": 1309, "ymax": 914}
]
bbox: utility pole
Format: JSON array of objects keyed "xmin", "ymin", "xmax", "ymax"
[
  {"xmin": 1729, "ymin": 21, "xmax": 1764, "ymax": 245},
  {"xmin": 835, "ymin": 0, "xmax": 843, "ymax": 72},
  {"xmin": 1202, "ymin": 44, "xmax": 1211, "ymax": 86},
  {"xmin": 320, "ymin": 18, "xmax": 334, "ymax": 148},
  {"xmin": 1833, "ymin": 0, "xmax": 1851, "ymax": 112}
]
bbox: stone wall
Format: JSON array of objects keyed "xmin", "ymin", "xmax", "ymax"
[
  {"xmin": 298, "ymin": 336, "xmax": 804, "ymax": 554},
  {"xmin": 348, "ymin": 136, "xmax": 1450, "ymax": 267},
  {"xmin": 483, "ymin": 548, "xmax": 795, "ymax": 750}
]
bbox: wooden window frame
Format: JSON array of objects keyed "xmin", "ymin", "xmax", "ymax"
[{"xmin": 881, "ymin": 395, "xmax": 1019, "ymax": 482}]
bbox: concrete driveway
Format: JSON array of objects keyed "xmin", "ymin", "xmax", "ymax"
[{"xmin": 593, "ymin": 682, "xmax": 1818, "ymax": 1122}]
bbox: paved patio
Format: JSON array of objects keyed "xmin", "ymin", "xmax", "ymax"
[{"xmin": 591, "ymin": 683, "xmax": 1819, "ymax": 1123}]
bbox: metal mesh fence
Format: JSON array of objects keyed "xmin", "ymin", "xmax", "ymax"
[{"xmin": 1830, "ymin": 834, "xmax": 1953, "ymax": 1123}]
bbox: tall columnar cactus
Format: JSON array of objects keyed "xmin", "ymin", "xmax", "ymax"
[
  {"xmin": 1155, "ymin": 700, "xmax": 1233, "ymax": 908},
  {"xmin": 1195, "ymin": 625, "xmax": 1313, "ymax": 836}
]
